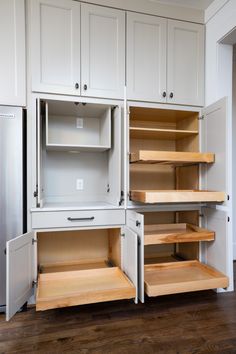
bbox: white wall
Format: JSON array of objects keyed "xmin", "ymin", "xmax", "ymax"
[{"xmin": 205, "ymin": 0, "xmax": 235, "ymax": 285}]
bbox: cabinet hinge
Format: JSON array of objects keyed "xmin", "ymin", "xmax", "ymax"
[
  {"xmin": 107, "ymin": 184, "xmax": 110, "ymax": 193},
  {"xmin": 199, "ymin": 214, "xmax": 204, "ymax": 218},
  {"xmin": 33, "ymin": 189, "xmax": 38, "ymax": 198},
  {"xmin": 119, "ymin": 191, "xmax": 124, "ymax": 206},
  {"xmin": 198, "ymin": 115, "xmax": 204, "ymax": 120},
  {"xmin": 228, "ymin": 217, "xmax": 230, "ymax": 222},
  {"xmin": 121, "ymin": 233, "xmax": 125, "ymax": 238},
  {"xmin": 32, "ymin": 280, "xmax": 37, "ymax": 287},
  {"xmin": 227, "ymin": 195, "xmax": 230, "ymax": 201},
  {"xmin": 32, "ymin": 238, "xmax": 37, "ymax": 245},
  {"xmin": 136, "ymin": 220, "xmax": 141, "ymax": 227},
  {"xmin": 138, "ymin": 238, "xmax": 141, "ymax": 246}
]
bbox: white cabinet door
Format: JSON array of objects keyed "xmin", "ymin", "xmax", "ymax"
[
  {"xmin": 201, "ymin": 98, "xmax": 228, "ymax": 197},
  {"xmin": 127, "ymin": 13, "xmax": 167, "ymax": 103},
  {"xmin": 31, "ymin": 0, "xmax": 80, "ymax": 95},
  {"xmin": 81, "ymin": 4, "xmax": 125, "ymax": 99},
  {"xmin": 122, "ymin": 226, "xmax": 138, "ymax": 303},
  {"xmin": 108, "ymin": 106, "xmax": 121, "ymax": 206},
  {"xmin": 167, "ymin": 20, "xmax": 204, "ymax": 106},
  {"xmin": 202, "ymin": 208, "xmax": 230, "ymax": 283},
  {"xmin": 6, "ymin": 231, "xmax": 35, "ymax": 321},
  {"xmin": 0, "ymin": 0, "xmax": 25, "ymax": 106},
  {"xmin": 126, "ymin": 210, "xmax": 144, "ymax": 303}
]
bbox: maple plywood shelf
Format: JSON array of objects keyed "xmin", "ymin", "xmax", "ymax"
[
  {"xmin": 129, "ymin": 127, "xmax": 198, "ymax": 140},
  {"xmin": 144, "ymin": 223, "xmax": 215, "ymax": 246},
  {"xmin": 130, "ymin": 190, "xmax": 226, "ymax": 204},
  {"xmin": 130, "ymin": 151, "xmax": 215, "ymax": 165},
  {"xmin": 144, "ymin": 260, "xmax": 229, "ymax": 297},
  {"xmin": 36, "ymin": 267, "xmax": 136, "ymax": 311}
]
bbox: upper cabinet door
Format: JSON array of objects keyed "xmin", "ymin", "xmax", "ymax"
[
  {"xmin": 0, "ymin": 0, "xmax": 25, "ymax": 106},
  {"xmin": 81, "ymin": 4, "xmax": 125, "ymax": 99},
  {"xmin": 126, "ymin": 13, "xmax": 167, "ymax": 103},
  {"xmin": 167, "ymin": 20, "xmax": 204, "ymax": 106},
  {"xmin": 31, "ymin": 0, "xmax": 80, "ymax": 95}
]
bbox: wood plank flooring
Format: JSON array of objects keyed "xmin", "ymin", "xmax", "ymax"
[{"xmin": 0, "ymin": 264, "xmax": 236, "ymax": 354}]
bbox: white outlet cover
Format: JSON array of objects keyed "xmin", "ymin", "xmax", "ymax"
[
  {"xmin": 76, "ymin": 179, "xmax": 84, "ymax": 190},
  {"xmin": 76, "ymin": 118, "xmax": 83, "ymax": 129}
]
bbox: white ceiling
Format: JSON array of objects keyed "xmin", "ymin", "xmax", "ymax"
[{"xmin": 148, "ymin": 0, "xmax": 214, "ymax": 10}]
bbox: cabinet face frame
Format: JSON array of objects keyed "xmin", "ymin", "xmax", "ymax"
[{"xmin": 30, "ymin": 0, "xmax": 81, "ymax": 95}]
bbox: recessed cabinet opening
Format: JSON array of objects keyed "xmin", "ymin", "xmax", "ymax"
[
  {"xmin": 37, "ymin": 100, "xmax": 121, "ymax": 209},
  {"xmin": 36, "ymin": 228, "xmax": 136, "ymax": 311},
  {"xmin": 140, "ymin": 211, "xmax": 229, "ymax": 297},
  {"xmin": 129, "ymin": 106, "xmax": 226, "ymax": 204}
]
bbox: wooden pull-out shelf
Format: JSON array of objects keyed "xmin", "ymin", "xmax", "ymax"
[
  {"xmin": 144, "ymin": 223, "xmax": 215, "ymax": 245},
  {"xmin": 36, "ymin": 267, "xmax": 135, "ymax": 311},
  {"xmin": 130, "ymin": 127, "xmax": 198, "ymax": 140},
  {"xmin": 144, "ymin": 260, "xmax": 229, "ymax": 297},
  {"xmin": 130, "ymin": 190, "xmax": 226, "ymax": 204},
  {"xmin": 130, "ymin": 151, "xmax": 215, "ymax": 165}
]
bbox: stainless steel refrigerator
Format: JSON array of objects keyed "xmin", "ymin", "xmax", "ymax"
[{"xmin": 0, "ymin": 106, "xmax": 26, "ymax": 309}]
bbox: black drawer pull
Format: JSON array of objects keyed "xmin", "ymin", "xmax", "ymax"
[{"xmin": 67, "ymin": 217, "xmax": 95, "ymax": 222}]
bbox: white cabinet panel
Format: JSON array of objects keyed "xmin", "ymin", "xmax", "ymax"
[
  {"xmin": 31, "ymin": 0, "xmax": 80, "ymax": 95},
  {"xmin": 81, "ymin": 4, "xmax": 125, "ymax": 99},
  {"xmin": 6, "ymin": 231, "xmax": 35, "ymax": 321},
  {"xmin": 0, "ymin": 0, "xmax": 25, "ymax": 106},
  {"xmin": 201, "ymin": 97, "xmax": 228, "ymax": 196},
  {"xmin": 127, "ymin": 13, "xmax": 167, "ymax": 103},
  {"xmin": 167, "ymin": 20, "xmax": 204, "ymax": 106}
]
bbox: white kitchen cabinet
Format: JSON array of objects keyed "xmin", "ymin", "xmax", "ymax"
[
  {"xmin": 167, "ymin": 20, "xmax": 204, "ymax": 106},
  {"xmin": 126, "ymin": 209, "xmax": 229, "ymax": 303},
  {"xmin": 35, "ymin": 99, "xmax": 122, "ymax": 210},
  {"xmin": 31, "ymin": 0, "xmax": 80, "ymax": 95},
  {"xmin": 0, "ymin": 0, "xmax": 25, "ymax": 106},
  {"xmin": 126, "ymin": 14, "xmax": 204, "ymax": 106},
  {"xmin": 6, "ymin": 226, "xmax": 138, "ymax": 320},
  {"xmin": 81, "ymin": 4, "xmax": 125, "ymax": 99},
  {"xmin": 126, "ymin": 12, "xmax": 167, "ymax": 103}
]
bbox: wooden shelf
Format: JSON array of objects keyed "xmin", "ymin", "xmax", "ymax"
[
  {"xmin": 40, "ymin": 260, "xmax": 109, "ymax": 273},
  {"xmin": 130, "ymin": 127, "xmax": 198, "ymax": 140},
  {"xmin": 36, "ymin": 267, "xmax": 135, "ymax": 311},
  {"xmin": 144, "ymin": 260, "xmax": 229, "ymax": 297},
  {"xmin": 130, "ymin": 151, "xmax": 215, "ymax": 165},
  {"xmin": 130, "ymin": 190, "xmax": 226, "ymax": 204},
  {"xmin": 144, "ymin": 223, "xmax": 215, "ymax": 245}
]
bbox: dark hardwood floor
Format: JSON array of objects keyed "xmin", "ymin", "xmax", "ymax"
[{"xmin": 1, "ymin": 264, "xmax": 236, "ymax": 354}]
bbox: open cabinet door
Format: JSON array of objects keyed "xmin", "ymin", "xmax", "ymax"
[
  {"xmin": 202, "ymin": 208, "xmax": 231, "ymax": 290},
  {"xmin": 122, "ymin": 226, "xmax": 138, "ymax": 303},
  {"xmin": 6, "ymin": 231, "xmax": 35, "ymax": 321},
  {"xmin": 108, "ymin": 106, "xmax": 121, "ymax": 206},
  {"xmin": 126, "ymin": 210, "xmax": 144, "ymax": 302},
  {"xmin": 36, "ymin": 99, "xmax": 43, "ymax": 207},
  {"xmin": 201, "ymin": 97, "xmax": 228, "ymax": 197}
]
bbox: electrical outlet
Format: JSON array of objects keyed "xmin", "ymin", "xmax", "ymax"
[
  {"xmin": 76, "ymin": 118, "xmax": 83, "ymax": 129},
  {"xmin": 76, "ymin": 179, "xmax": 84, "ymax": 190}
]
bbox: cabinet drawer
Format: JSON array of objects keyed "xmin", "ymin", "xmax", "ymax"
[{"xmin": 31, "ymin": 209, "xmax": 125, "ymax": 229}]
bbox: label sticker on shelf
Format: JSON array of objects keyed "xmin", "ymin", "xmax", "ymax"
[{"xmin": 76, "ymin": 118, "xmax": 83, "ymax": 129}]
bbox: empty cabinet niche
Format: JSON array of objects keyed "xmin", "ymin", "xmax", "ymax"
[
  {"xmin": 37, "ymin": 100, "xmax": 121, "ymax": 209},
  {"xmin": 128, "ymin": 106, "xmax": 226, "ymax": 204},
  {"xmin": 6, "ymin": 227, "xmax": 138, "ymax": 319},
  {"xmin": 127, "ymin": 210, "xmax": 229, "ymax": 302}
]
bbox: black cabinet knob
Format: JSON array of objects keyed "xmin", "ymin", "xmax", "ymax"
[
  {"xmin": 170, "ymin": 92, "xmax": 174, "ymax": 98},
  {"xmin": 162, "ymin": 91, "xmax": 166, "ymax": 98},
  {"xmin": 84, "ymin": 84, "xmax": 88, "ymax": 91},
  {"xmin": 75, "ymin": 83, "xmax": 79, "ymax": 89}
]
